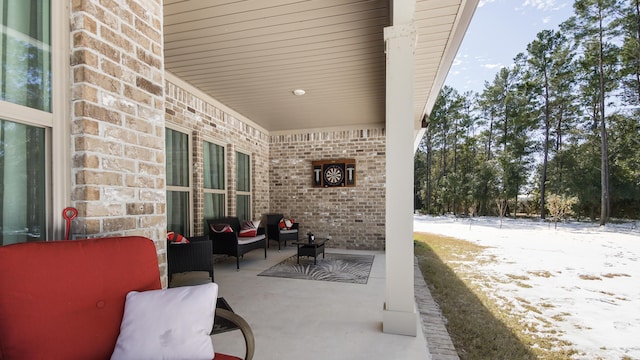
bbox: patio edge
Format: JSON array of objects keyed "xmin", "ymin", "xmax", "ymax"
[{"xmin": 414, "ymin": 257, "xmax": 460, "ymax": 360}]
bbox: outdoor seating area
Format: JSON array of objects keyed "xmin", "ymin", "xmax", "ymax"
[
  {"xmin": 0, "ymin": 232, "xmax": 454, "ymax": 360},
  {"xmin": 0, "ymin": 2, "xmax": 480, "ymax": 359},
  {"xmin": 171, "ymin": 245, "xmax": 431, "ymax": 360}
]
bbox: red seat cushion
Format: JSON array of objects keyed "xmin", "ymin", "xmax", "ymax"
[
  {"xmin": 0, "ymin": 237, "xmax": 161, "ymax": 360},
  {"xmin": 214, "ymin": 353, "xmax": 242, "ymax": 360}
]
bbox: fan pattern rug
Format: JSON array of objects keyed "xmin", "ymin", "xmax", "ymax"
[{"xmin": 258, "ymin": 253, "xmax": 375, "ymax": 284}]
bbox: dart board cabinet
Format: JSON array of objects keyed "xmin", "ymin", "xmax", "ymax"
[{"xmin": 312, "ymin": 159, "xmax": 356, "ymax": 188}]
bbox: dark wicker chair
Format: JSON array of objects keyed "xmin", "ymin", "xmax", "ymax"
[
  {"xmin": 207, "ymin": 217, "xmax": 266, "ymax": 269},
  {"xmin": 167, "ymin": 235, "xmax": 213, "ymax": 284},
  {"xmin": 265, "ymin": 214, "xmax": 299, "ymax": 250}
]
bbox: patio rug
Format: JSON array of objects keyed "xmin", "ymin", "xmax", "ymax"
[{"xmin": 257, "ymin": 253, "xmax": 374, "ymax": 284}]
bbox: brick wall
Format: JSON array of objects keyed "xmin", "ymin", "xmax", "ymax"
[
  {"xmin": 70, "ymin": 0, "xmax": 165, "ymax": 241},
  {"xmin": 164, "ymin": 79, "xmax": 270, "ymax": 236},
  {"xmin": 269, "ymin": 129, "xmax": 386, "ymax": 250}
]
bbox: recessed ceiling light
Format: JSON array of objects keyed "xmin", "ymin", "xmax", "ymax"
[{"xmin": 292, "ymin": 89, "xmax": 306, "ymax": 96}]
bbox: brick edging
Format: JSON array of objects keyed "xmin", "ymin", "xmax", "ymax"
[{"xmin": 414, "ymin": 257, "xmax": 460, "ymax": 360}]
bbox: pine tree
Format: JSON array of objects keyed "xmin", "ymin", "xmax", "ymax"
[
  {"xmin": 526, "ymin": 30, "xmax": 576, "ymax": 219},
  {"xmin": 562, "ymin": 0, "xmax": 623, "ymax": 225}
]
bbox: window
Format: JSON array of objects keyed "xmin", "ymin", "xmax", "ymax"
[
  {"xmin": 203, "ymin": 141, "xmax": 225, "ymax": 219},
  {"xmin": 0, "ymin": 0, "xmax": 54, "ymax": 245},
  {"xmin": 235, "ymin": 151, "xmax": 251, "ymax": 222},
  {"xmin": 0, "ymin": 1, "xmax": 52, "ymax": 112},
  {"xmin": 166, "ymin": 128, "xmax": 191, "ymax": 236}
]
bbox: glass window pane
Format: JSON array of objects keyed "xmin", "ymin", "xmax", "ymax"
[
  {"xmin": 236, "ymin": 195, "xmax": 250, "ymax": 222},
  {"xmin": 0, "ymin": 119, "xmax": 46, "ymax": 245},
  {"xmin": 166, "ymin": 128, "xmax": 189, "ymax": 187},
  {"xmin": 167, "ymin": 190, "xmax": 188, "ymax": 236},
  {"xmin": 204, "ymin": 193, "xmax": 224, "ymax": 219},
  {"xmin": 0, "ymin": 0, "xmax": 52, "ymax": 112},
  {"xmin": 236, "ymin": 152, "xmax": 250, "ymax": 192},
  {"xmin": 204, "ymin": 141, "xmax": 224, "ymax": 190}
]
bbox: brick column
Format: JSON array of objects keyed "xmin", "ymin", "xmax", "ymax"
[
  {"xmin": 69, "ymin": 1, "xmax": 166, "ymax": 246},
  {"xmin": 227, "ymin": 143, "xmax": 236, "ymax": 216},
  {"xmin": 192, "ymin": 130, "xmax": 204, "ymax": 234}
]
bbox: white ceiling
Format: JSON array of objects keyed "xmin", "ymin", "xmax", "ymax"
[{"xmin": 163, "ymin": 0, "xmax": 477, "ymax": 133}]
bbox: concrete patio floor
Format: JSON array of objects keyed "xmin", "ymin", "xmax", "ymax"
[{"xmin": 172, "ymin": 245, "xmax": 456, "ymax": 360}]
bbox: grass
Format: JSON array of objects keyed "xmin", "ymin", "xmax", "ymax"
[
  {"xmin": 579, "ymin": 274, "xmax": 602, "ymax": 281},
  {"xmin": 601, "ymin": 273, "xmax": 631, "ymax": 278},
  {"xmin": 528, "ymin": 270, "xmax": 554, "ymax": 278},
  {"xmin": 414, "ymin": 232, "xmax": 579, "ymax": 360}
]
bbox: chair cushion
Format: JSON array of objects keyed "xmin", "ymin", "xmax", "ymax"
[
  {"xmin": 215, "ymin": 354, "xmax": 242, "ymax": 360},
  {"xmin": 211, "ymin": 223, "xmax": 233, "ymax": 233},
  {"xmin": 209, "ymin": 217, "xmax": 242, "ymax": 233},
  {"xmin": 239, "ymin": 220, "xmax": 261, "ymax": 237},
  {"xmin": 279, "ymin": 217, "xmax": 295, "ymax": 230},
  {"xmin": 167, "ymin": 231, "xmax": 190, "ymax": 243},
  {"xmin": 237, "ymin": 234, "xmax": 266, "ymax": 245},
  {"xmin": 111, "ymin": 283, "xmax": 218, "ymax": 360},
  {"xmin": 0, "ymin": 237, "xmax": 161, "ymax": 360}
]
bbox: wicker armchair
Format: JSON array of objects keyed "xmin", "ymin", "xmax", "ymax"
[
  {"xmin": 167, "ymin": 235, "xmax": 214, "ymax": 284},
  {"xmin": 265, "ymin": 214, "xmax": 299, "ymax": 250}
]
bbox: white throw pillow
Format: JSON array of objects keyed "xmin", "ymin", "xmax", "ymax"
[{"xmin": 111, "ymin": 283, "xmax": 218, "ymax": 360}]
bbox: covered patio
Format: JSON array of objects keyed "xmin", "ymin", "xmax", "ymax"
[{"xmin": 0, "ymin": 0, "xmax": 476, "ymax": 357}]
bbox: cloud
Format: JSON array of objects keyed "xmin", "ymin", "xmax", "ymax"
[
  {"xmin": 478, "ymin": 0, "xmax": 496, "ymax": 8},
  {"xmin": 451, "ymin": 53, "xmax": 471, "ymax": 68},
  {"xmin": 482, "ymin": 63, "xmax": 504, "ymax": 70},
  {"xmin": 522, "ymin": 0, "xmax": 556, "ymax": 11},
  {"xmin": 519, "ymin": 0, "xmax": 570, "ymax": 11}
]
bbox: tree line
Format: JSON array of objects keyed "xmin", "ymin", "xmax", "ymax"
[{"xmin": 414, "ymin": 0, "xmax": 640, "ymax": 224}]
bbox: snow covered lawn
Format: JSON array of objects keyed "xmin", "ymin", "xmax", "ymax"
[{"xmin": 414, "ymin": 215, "xmax": 640, "ymax": 360}]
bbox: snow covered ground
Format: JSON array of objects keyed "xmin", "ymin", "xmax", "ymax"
[{"xmin": 414, "ymin": 215, "xmax": 640, "ymax": 360}]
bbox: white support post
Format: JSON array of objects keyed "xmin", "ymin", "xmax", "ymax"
[{"xmin": 382, "ymin": 4, "xmax": 418, "ymax": 336}]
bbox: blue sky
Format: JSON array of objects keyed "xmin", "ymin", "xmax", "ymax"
[{"xmin": 444, "ymin": 0, "xmax": 575, "ymax": 94}]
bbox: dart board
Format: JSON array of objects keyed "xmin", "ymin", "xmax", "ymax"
[{"xmin": 323, "ymin": 164, "xmax": 344, "ymax": 186}]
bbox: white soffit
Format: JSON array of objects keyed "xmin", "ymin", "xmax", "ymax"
[{"xmin": 163, "ymin": 0, "xmax": 478, "ymax": 133}]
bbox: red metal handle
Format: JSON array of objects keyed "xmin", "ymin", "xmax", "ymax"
[{"xmin": 63, "ymin": 207, "xmax": 78, "ymax": 240}]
